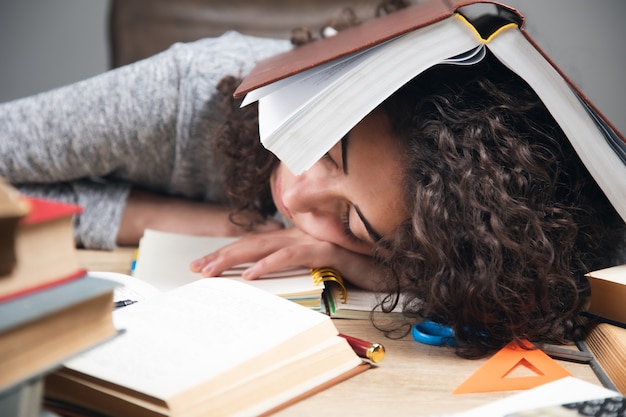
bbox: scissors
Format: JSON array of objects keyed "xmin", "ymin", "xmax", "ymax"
[{"xmin": 411, "ymin": 319, "xmax": 456, "ymax": 347}]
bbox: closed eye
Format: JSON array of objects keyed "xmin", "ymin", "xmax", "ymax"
[{"xmin": 341, "ymin": 210, "xmax": 362, "ymax": 244}]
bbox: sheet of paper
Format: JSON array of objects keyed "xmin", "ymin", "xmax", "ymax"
[{"xmin": 446, "ymin": 377, "xmax": 618, "ymax": 417}]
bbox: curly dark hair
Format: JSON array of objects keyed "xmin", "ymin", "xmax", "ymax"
[
  {"xmin": 375, "ymin": 53, "xmax": 625, "ymax": 358},
  {"xmin": 212, "ymin": 3, "xmax": 625, "ymax": 357},
  {"xmin": 213, "ymin": 75, "xmax": 278, "ymax": 229}
]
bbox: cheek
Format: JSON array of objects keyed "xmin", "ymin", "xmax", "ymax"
[{"xmin": 292, "ymin": 213, "xmax": 374, "ymax": 256}]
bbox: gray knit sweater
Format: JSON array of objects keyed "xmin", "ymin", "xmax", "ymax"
[{"xmin": 0, "ymin": 32, "xmax": 291, "ymax": 249}]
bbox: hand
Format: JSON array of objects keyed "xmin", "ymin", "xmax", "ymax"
[{"xmin": 189, "ymin": 228, "xmax": 388, "ymax": 291}]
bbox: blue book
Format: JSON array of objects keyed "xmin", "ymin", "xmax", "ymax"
[{"xmin": 0, "ymin": 275, "xmax": 119, "ymax": 392}]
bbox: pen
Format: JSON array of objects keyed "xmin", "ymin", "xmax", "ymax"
[
  {"xmin": 338, "ymin": 333, "xmax": 385, "ymax": 363},
  {"xmin": 114, "ymin": 299, "xmax": 137, "ymax": 309}
]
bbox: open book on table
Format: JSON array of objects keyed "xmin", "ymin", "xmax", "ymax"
[
  {"xmin": 45, "ymin": 278, "xmax": 366, "ymax": 417},
  {"xmin": 128, "ymin": 229, "xmax": 408, "ymax": 320},
  {"xmin": 132, "ymin": 229, "xmax": 327, "ymax": 310},
  {"xmin": 235, "ymin": 0, "xmax": 626, "ymax": 222}
]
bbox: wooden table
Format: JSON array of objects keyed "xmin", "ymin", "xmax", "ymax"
[{"xmin": 77, "ymin": 248, "xmax": 603, "ymax": 417}]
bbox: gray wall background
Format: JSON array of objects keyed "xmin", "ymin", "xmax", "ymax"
[
  {"xmin": 0, "ymin": 0, "xmax": 625, "ymax": 134},
  {"xmin": 0, "ymin": 0, "xmax": 109, "ymax": 102}
]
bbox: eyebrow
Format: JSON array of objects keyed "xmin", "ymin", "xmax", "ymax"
[
  {"xmin": 340, "ymin": 134, "xmax": 349, "ymax": 175},
  {"xmin": 355, "ymin": 206, "xmax": 382, "ymax": 242}
]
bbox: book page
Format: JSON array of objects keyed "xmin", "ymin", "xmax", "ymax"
[
  {"xmin": 446, "ymin": 377, "xmax": 618, "ymax": 417},
  {"xmin": 133, "ymin": 229, "xmax": 323, "ymax": 302},
  {"xmin": 258, "ymin": 15, "xmax": 482, "ymax": 175},
  {"xmin": 241, "ymin": 47, "xmax": 371, "ymax": 107},
  {"xmin": 586, "ymin": 264, "xmax": 626, "ymax": 284},
  {"xmin": 89, "ymin": 271, "xmax": 161, "ymax": 302},
  {"xmin": 486, "ymin": 27, "xmax": 626, "ymax": 222},
  {"xmin": 63, "ymin": 278, "xmax": 333, "ymax": 400},
  {"xmin": 257, "ymin": 42, "xmax": 383, "ymax": 141},
  {"xmin": 327, "ymin": 285, "xmax": 405, "ymax": 319}
]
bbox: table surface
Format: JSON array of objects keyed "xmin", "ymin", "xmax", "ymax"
[{"xmin": 77, "ymin": 248, "xmax": 603, "ymax": 417}]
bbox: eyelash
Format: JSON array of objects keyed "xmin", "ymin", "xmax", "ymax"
[
  {"xmin": 323, "ymin": 151, "xmax": 359, "ymax": 243},
  {"xmin": 341, "ymin": 211, "xmax": 361, "ymax": 243}
]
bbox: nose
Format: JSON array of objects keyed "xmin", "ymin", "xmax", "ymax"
[{"xmin": 281, "ymin": 168, "xmax": 343, "ymax": 216}]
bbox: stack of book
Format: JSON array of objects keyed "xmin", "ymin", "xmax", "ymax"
[
  {"xmin": 580, "ymin": 265, "xmax": 626, "ymax": 394},
  {"xmin": 0, "ymin": 179, "xmax": 118, "ymax": 417}
]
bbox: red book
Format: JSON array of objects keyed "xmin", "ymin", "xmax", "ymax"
[{"xmin": 0, "ymin": 195, "xmax": 87, "ymax": 303}]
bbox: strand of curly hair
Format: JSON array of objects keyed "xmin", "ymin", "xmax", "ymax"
[
  {"xmin": 211, "ymin": 4, "xmax": 625, "ymax": 358},
  {"xmin": 375, "ymin": 54, "xmax": 625, "ymax": 358},
  {"xmin": 213, "ymin": 75, "xmax": 278, "ymax": 229}
]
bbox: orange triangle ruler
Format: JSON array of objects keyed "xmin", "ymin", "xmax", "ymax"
[{"xmin": 454, "ymin": 340, "xmax": 572, "ymax": 394}]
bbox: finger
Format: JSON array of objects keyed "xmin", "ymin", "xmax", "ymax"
[
  {"xmin": 241, "ymin": 244, "xmax": 331, "ymax": 280},
  {"xmin": 189, "ymin": 252, "xmax": 219, "ymax": 273},
  {"xmin": 193, "ymin": 234, "xmax": 291, "ymax": 277}
]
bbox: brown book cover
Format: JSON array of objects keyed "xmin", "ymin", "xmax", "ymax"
[
  {"xmin": 233, "ymin": 0, "xmax": 625, "ymax": 146},
  {"xmin": 234, "ymin": 0, "xmax": 506, "ymax": 96}
]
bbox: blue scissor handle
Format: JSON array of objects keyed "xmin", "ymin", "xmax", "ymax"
[{"xmin": 411, "ymin": 319, "xmax": 456, "ymax": 347}]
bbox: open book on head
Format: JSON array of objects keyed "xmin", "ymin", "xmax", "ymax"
[{"xmin": 235, "ymin": 0, "xmax": 626, "ymax": 222}]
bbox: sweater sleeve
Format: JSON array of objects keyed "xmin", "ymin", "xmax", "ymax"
[{"xmin": 0, "ymin": 32, "xmax": 291, "ymax": 249}]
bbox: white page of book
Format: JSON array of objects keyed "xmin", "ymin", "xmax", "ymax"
[
  {"xmin": 259, "ymin": 15, "xmax": 482, "ymax": 175},
  {"xmin": 63, "ymin": 278, "xmax": 332, "ymax": 399},
  {"xmin": 257, "ymin": 42, "xmax": 379, "ymax": 142},
  {"xmin": 133, "ymin": 229, "xmax": 322, "ymax": 296},
  {"xmin": 450, "ymin": 377, "xmax": 618, "ymax": 417},
  {"xmin": 241, "ymin": 47, "xmax": 373, "ymax": 107},
  {"xmin": 586, "ymin": 264, "xmax": 626, "ymax": 283},
  {"xmin": 90, "ymin": 270, "xmax": 161, "ymax": 302},
  {"xmin": 486, "ymin": 27, "xmax": 626, "ymax": 222}
]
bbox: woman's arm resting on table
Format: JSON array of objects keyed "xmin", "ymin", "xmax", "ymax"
[{"xmin": 116, "ymin": 188, "xmax": 283, "ymax": 246}]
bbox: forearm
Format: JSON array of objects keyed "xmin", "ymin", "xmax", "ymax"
[
  {"xmin": 16, "ymin": 181, "xmax": 130, "ymax": 250},
  {"xmin": 117, "ymin": 189, "xmax": 282, "ymax": 246},
  {"xmin": 0, "ymin": 51, "xmax": 180, "ymax": 186}
]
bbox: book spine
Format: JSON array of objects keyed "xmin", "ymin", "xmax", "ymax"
[{"xmin": 0, "ymin": 268, "xmax": 87, "ymax": 304}]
